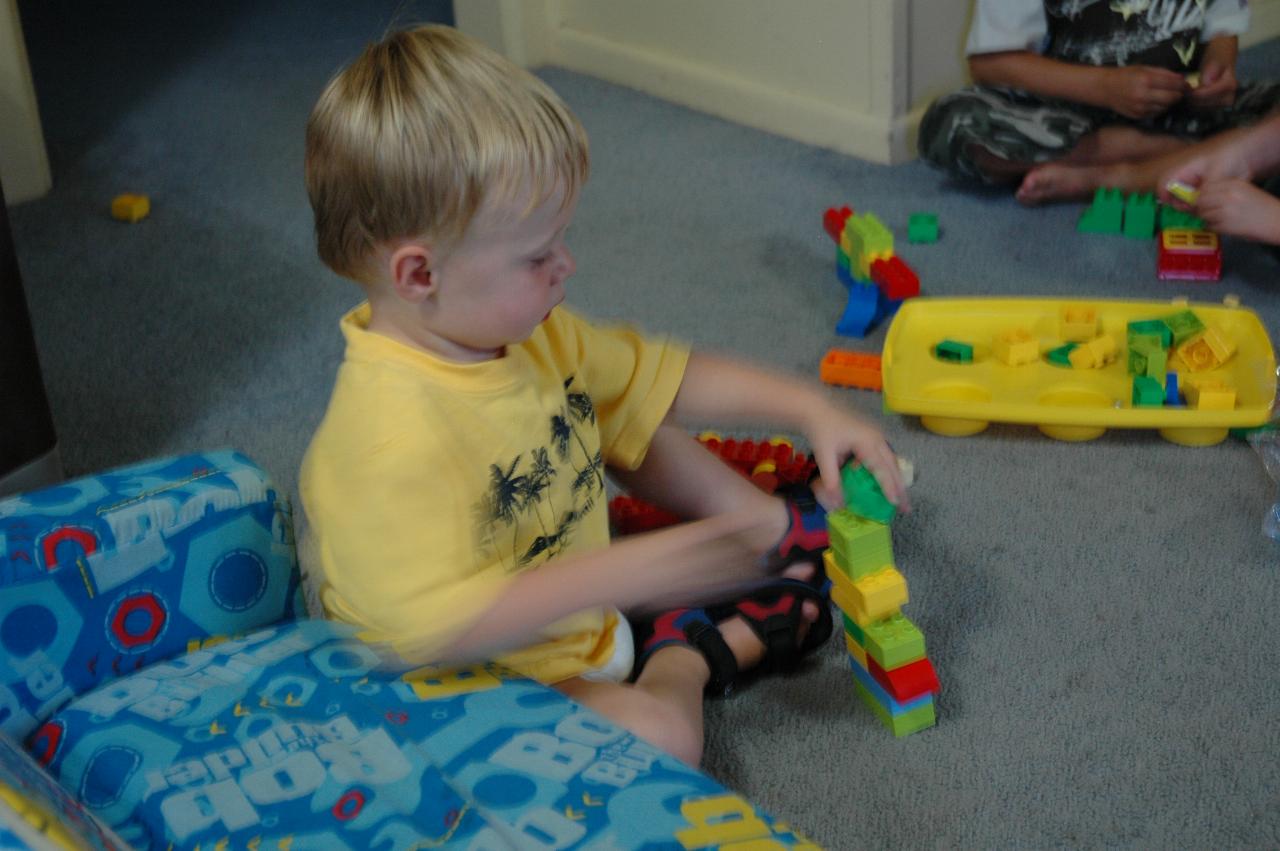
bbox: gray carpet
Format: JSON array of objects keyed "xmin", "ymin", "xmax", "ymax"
[{"xmin": 9, "ymin": 3, "xmax": 1280, "ymax": 847}]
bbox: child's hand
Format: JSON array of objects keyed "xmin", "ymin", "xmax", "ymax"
[
  {"xmin": 1107, "ymin": 65, "xmax": 1187, "ymax": 120},
  {"xmin": 1194, "ymin": 179, "xmax": 1280, "ymax": 245},
  {"xmin": 804, "ymin": 400, "xmax": 909, "ymax": 514},
  {"xmin": 1187, "ymin": 60, "xmax": 1237, "ymax": 111},
  {"xmin": 1158, "ymin": 149, "xmax": 1252, "ymax": 210}
]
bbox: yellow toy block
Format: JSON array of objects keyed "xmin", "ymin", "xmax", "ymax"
[
  {"xmin": 1165, "ymin": 180, "xmax": 1199, "ymax": 206},
  {"xmin": 1162, "ymin": 228, "xmax": 1218, "ymax": 253},
  {"xmin": 1183, "ymin": 377, "xmax": 1236, "ymax": 410},
  {"xmin": 829, "ymin": 564, "xmax": 903, "ymax": 625},
  {"xmin": 992, "ymin": 328, "xmax": 1038, "ymax": 366},
  {"xmin": 1060, "ymin": 306, "xmax": 1099, "ymax": 342},
  {"xmin": 1177, "ymin": 327, "xmax": 1236, "ymax": 372},
  {"xmin": 1068, "ymin": 335, "xmax": 1118, "ymax": 369},
  {"xmin": 854, "ymin": 566, "xmax": 908, "ymax": 621},
  {"xmin": 111, "ymin": 193, "xmax": 150, "ymax": 222},
  {"xmin": 845, "ymin": 632, "xmax": 868, "ymax": 667}
]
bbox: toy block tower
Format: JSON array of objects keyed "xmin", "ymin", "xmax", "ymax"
[{"xmin": 825, "ymin": 464, "xmax": 939, "ymax": 736}]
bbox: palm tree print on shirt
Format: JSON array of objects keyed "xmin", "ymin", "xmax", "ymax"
[{"xmin": 476, "ymin": 375, "xmax": 606, "ymax": 571}]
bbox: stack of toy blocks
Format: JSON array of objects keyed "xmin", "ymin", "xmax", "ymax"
[
  {"xmin": 824, "ymin": 464, "xmax": 939, "ymax": 736},
  {"xmin": 824, "ymin": 206, "xmax": 921, "ymax": 337}
]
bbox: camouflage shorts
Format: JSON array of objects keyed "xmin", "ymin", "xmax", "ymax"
[{"xmin": 918, "ymin": 81, "xmax": 1280, "ymax": 183}]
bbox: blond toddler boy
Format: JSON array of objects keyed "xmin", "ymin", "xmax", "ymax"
[{"xmin": 299, "ymin": 25, "xmax": 907, "ymax": 766}]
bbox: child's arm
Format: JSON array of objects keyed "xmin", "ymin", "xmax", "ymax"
[
  {"xmin": 968, "ymin": 51, "xmax": 1188, "ymax": 120},
  {"xmin": 1188, "ymin": 35, "xmax": 1239, "ymax": 110},
  {"xmin": 438, "ymin": 508, "xmax": 786, "ymax": 663},
  {"xmin": 667, "ymin": 351, "xmax": 907, "ymax": 512}
]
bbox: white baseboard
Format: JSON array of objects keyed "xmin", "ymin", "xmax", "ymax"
[{"xmin": 551, "ymin": 27, "xmax": 908, "ymax": 165}]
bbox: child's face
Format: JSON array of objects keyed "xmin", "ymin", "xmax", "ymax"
[{"xmin": 424, "ymin": 183, "xmax": 578, "ymax": 361}]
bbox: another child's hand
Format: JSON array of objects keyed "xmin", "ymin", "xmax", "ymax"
[
  {"xmin": 1187, "ymin": 60, "xmax": 1237, "ymax": 111},
  {"xmin": 1194, "ymin": 179, "xmax": 1280, "ymax": 245},
  {"xmin": 1158, "ymin": 148, "xmax": 1252, "ymax": 209},
  {"xmin": 1106, "ymin": 65, "xmax": 1187, "ymax": 120},
  {"xmin": 803, "ymin": 400, "xmax": 909, "ymax": 513}
]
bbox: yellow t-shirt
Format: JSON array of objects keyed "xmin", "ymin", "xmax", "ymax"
[{"xmin": 299, "ymin": 303, "xmax": 690, "ymax": 683}]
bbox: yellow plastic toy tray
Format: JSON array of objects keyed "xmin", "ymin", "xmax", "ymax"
[{"xmin": 882, "ymin": 297, "xmax": 1276, "ymax": 446}]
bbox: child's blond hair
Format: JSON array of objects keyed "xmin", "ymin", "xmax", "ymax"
[{"xmin": 304, "ymin": 24, "xmax": 589, "ymax": 283}]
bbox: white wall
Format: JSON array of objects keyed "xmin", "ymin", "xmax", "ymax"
[
  {"xmin": 0, "ymin": 0, "xmax": 50, "ymax": 204},
  {"xmin": 458, "ymin": 0, "xmax": 1280, "ymax": 165}
]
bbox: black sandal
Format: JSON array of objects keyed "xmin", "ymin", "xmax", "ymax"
[
  {"xmin": 706, "ymin": 577, "xmax": 834, "ymax": 678},
  {"xmin": 631, "ymin": 607, "xmax": 739, "ymax": 697}
]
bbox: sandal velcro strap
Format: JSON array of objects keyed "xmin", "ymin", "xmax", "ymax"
[
  {"xmin": 683, "ymin": 618, "xmax": 739, "ymax": 698},
  {"xmin": 632, "ymin": 608, "xmax": 740, "ymax": 698}
]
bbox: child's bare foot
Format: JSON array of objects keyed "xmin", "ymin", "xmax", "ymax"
[{"xmin": 1016, "ymin": 162, "xmax": 1124, "ymax": 205}]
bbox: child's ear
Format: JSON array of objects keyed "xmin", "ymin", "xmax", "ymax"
[{"xmin": 387, "ymin": 243, "xmax": 436, "ymax": 303}]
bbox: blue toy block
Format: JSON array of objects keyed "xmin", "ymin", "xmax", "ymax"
[
  {"xmin": 1166, "ymin": 372, "xmax": 1181, "ymax": 406},
  {"xmin": 836, "ymin": 259, "xmax": 856, "ymax": 289},
  {"xmin": 836, "ymin": 284, "xmax": 878, "ymax": 337},
  {"xmin": 875, "ymin": 287, "xmax": 904, "ymax": 322}
]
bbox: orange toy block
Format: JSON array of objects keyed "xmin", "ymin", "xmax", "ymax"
[{"xmin": 820, "ymin": 348, "xmax": 883, "ymax": 391}]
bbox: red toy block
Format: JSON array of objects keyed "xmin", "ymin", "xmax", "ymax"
[
  {"xmin": 823, "ymin": 205, "xmax": 854, "ymax": 243},
  {"xmin": 1157, "ymin": 229, "xmax": 1222, "ymax": 281},
  {"xmin": 608, "ymin": 496, "xmax": 680, "ymax": 535},
  {"xmin": 866, "ymin": 655, "xmax": 940, "ymax": 703},
  {"xmin": 870, "ymin": 255, "xmax": 920, "ymax": 300}
]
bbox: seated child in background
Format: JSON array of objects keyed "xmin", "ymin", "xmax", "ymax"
[
  {"xmin": 1159, "ymin": 110, "xmax": 1280, "ymax": 245},
  {"xmin": 298, "ymin": 24, "xmax": 907, "ymax": 767},
  {"xmin": 919, "ymin": 0, "xmax": 1280, "ymax": 205}
]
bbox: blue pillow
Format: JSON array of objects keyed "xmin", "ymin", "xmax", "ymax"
[
  {"xmin": 0, "ymin": 451, "xmax": 302, "ymax": 740},
  {"xmin": 34, "ymin": 620, "xmax": 814, "ymax": 849}
]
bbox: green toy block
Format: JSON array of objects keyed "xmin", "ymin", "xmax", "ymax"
[
  {"xmin": 1159, "ymin": 206, "xmax": 1205, "ymax": 230},
  {"xmin": 1132, "ymin": 376, "xmax": 1164, "ymax": 407},
  {"xmin": 935, "ymin": 340, "xmax": 973, "ymax": 363},
  {"xmin": 862, "ymin": 612, "xmax": 926, "ymax": 669},
  {"xmin": 1046, "ymin": 343, "xmax": 1077, "ymax": 367},
  {"xmin": 1127, "ymin": 319, "xmax": 1173, "ymax": 349},
  {"xmin": 908, "ymin": 212, "xmax": 939, "ymax": 244},
  {"xmin": 1161, "ymin": 309, "xmax": 1205, "ymax": 345},
  {"xmin": 827, "ymin": 509, "xmax": 894, "ymax": 579},
  {"xmin": 1143, "ymin": 347, "xmax": 1167, "ymax": 379},
  {"xmin": 845, "ymin": 212, "xmax": 894, "ymax": 276},
  {"xmin": 853, "ymin": 680, "xmax": 936, "ymax": 737},
  {"xmin": 1127, "ymin": 347, "xmax": 1148, "ymax": 376},
  {"xmin": 1077, "ymin": 187, "xmax": 1124, "ymax": 234},
  {"xmin": 1123, "ymin": 192, "xmax": 1157, "ymax": 239},
  {"xmin": 837, "ymin": 249, "xmax": 851, "ymax": 272},
  {"xmin": 842, "ymin": 612, "xmax": 866, "ymax": 646},
  {"xmin": 840, "ymin": 463, "xmax": 896, "ymax": 524}
]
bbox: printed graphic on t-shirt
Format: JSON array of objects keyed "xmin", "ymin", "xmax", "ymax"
[
  {"xmin": 1046, "ymin": 0, "xmax": 1215, "ymax": 69},
  {"xmin": 473, "ymin": 375, "xmax": 606, "ymax": 572}
]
